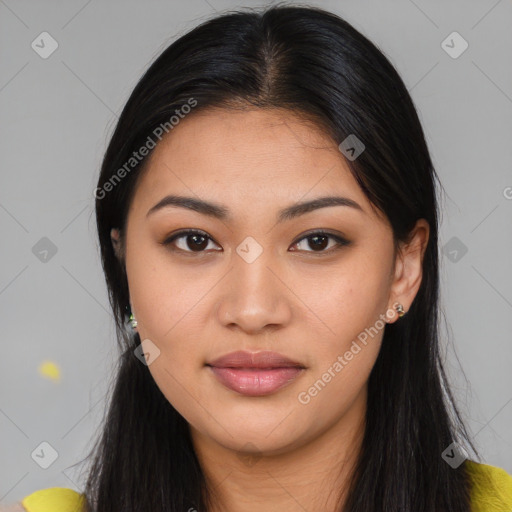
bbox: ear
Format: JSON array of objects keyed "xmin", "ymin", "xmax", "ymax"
[
  {"xmin": 387, "ymin": 219, "xmax": 430, "ymax": 323},
  {"xmin": 110, "ymin": 228, "xmax": 124, "ymax": 262}
]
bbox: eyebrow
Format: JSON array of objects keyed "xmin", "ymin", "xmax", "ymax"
[{"xmin": 146, "ymin": 194, "xmax": 365, "ymax": 222}]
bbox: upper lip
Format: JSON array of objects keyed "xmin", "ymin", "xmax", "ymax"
[{"xmin": 207, "ymin": 350, "xmax": 305, "ymax": 369}]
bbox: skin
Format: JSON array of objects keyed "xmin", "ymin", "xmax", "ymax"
[{"xmin": 111, "ymin": 107, "xmax": 429, "ymax": 512}]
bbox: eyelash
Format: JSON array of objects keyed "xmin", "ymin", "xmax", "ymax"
[{"xmin": 161, "ymin": 229, "xmax": 351, "ymax": 256}]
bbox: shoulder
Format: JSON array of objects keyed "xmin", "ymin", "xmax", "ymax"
[
  {"xmin": 465, "ymin": 459, "xmax": 512, "ymax": 512},
  {"xmin": 16, "ymin": 487, "xmax": 86, "ymax": 512}
]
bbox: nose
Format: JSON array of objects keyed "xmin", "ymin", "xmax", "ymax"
[{"xmin": 215, "ymin": 247, "xmax": 293, "ymax": 334}]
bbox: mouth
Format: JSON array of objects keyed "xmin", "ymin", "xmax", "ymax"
[{"xmin": 205, "ymin": 350, "xmax": 306, "ymax": 396}]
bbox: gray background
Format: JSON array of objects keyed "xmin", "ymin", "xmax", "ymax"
[{"xmin": 1, "ymin": 0, "xmax": 511, "ymax": 505}]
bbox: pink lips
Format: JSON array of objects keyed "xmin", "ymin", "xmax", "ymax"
[{"xmin": 206, "ymin": 350, "xmax": 305, "ymax": 397}]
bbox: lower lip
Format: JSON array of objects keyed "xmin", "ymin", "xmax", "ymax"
[{"xmin": 208, "ymin": 366, "xmax": 304, "ymax": 396}]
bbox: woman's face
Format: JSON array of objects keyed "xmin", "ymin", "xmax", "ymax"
[{"xmin": 115, "ymin": 107, "xmax": 426, "ymax": 457}]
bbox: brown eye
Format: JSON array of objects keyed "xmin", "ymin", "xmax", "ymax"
[
  {"xmin": 163, "ymin": 230, "xmax": 221, "ymax": 253},
  {"xmin": 290, "ymin": 231, "xmax": 351, "ymax": 253}
]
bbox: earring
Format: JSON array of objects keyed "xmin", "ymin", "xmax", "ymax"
[
  {"xmin": 128, "ymin": 311, "xmax": 138, "ymax": 329},
  {"xmin": 125, "ymin": 306, "xmax": 137, "ymax": 329},
  {"xmin": 395, "ymin": 303, "xmax": 405, "ymax": 318}
]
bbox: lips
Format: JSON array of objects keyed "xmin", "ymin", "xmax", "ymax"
[
  {"xmin": 206, "ymin": 350, "xmax": 305, "ymax": 369},
  {"xmin": 206, "ymin": 350, "xmax": 306, "ymax": 396}
]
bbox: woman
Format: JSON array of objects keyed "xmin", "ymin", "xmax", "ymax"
[{"xmin": 7, "ymin": 3, "xmax": 512, "ymax": 511}]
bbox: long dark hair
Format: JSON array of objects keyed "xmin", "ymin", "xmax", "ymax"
[{"xmin": 84, "ymin": 3, "xmax": 478, "ymax": 510}]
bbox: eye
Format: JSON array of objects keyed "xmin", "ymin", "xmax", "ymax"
[
  {"xmin": 290, "ymin": 230, "xmax": 351, "ymax": 254},
  {"xmin": 162, "ymin": 229, "xmax": 221, "ymax": 253}
]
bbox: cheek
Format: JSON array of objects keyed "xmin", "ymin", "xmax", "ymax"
[
  {"xmin": 124, "ymin": 249, "xmax": 219, "ymax": 423},
  {"xmin": 296, "ymin": 255, "xmax": 391, "ymax": 342},
  {"xmin": 125, "ymin": 253, "xmax": 208, "ymax": 423},
  {"xmin": 125, "ymin": 243, "xmax": 211, "ymax": 342},
  {"xmin": 295, "ymin": 255, "xmax": 390, "ymax": 389},
  {"xmin": 295, "ymin": 277, "xmax": 386, "ymax": 422}
]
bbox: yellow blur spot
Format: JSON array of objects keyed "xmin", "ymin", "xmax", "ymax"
[{"xmin": 39, "ymin": 360, "xmax": 61, "ymax": 382}]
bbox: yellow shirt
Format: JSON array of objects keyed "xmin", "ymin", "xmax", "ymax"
[
  {"xmin": 16, "ymin": 460, "xmax": 512, "ymax": 511},
  {"xmin": 466, "ymin": 460, "xmax": 512, "ymax": 512}
]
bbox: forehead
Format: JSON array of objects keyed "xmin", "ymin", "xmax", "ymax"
[
  {"xmin": 152, "ymin": 107, "xmax": 338, "ymax": 166},
  {"xmin": 129, "ymin": 107, "xmax": 379, "ymax": 222}
]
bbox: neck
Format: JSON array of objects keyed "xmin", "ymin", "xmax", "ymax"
[{"xmin": 190, "ymin": 388, "xmax": 366, "ymax": 512}]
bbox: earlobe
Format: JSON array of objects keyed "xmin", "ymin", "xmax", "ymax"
[
  {"xmin": 110, "ymin": 228, "xmax": 123, "ymax": 261},
  {"xmin": 385, "ymin": 302, "xmax": 406, "ymax": 324}
]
